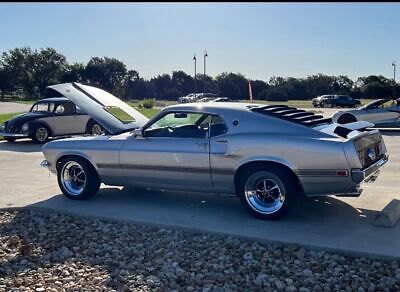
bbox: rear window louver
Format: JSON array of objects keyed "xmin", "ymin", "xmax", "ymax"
[{"xmin": 250, "ymin": 105, "xmax": 332, "ymax": 127}]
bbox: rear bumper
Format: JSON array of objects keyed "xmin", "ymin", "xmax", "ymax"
[{"xmin": 351, "ymin": 154, "xmax": 388, "ymax": 184}]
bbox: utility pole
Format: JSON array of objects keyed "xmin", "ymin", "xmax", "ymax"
[
  {"xmin": 203, "ymin": 50, "xmax": 208, "ymax": 96},
  {"xmin": 392, "ymin": 60, "xmax": 396, "ymax": 99},
  {"xmin": 193, "ymin": 54, "xmax": 197, "ymax": 95}
]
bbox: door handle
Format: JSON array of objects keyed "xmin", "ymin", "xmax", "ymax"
[{"xmin": 215, "ymin": 140, "xmax": 228, "ymax": 143}]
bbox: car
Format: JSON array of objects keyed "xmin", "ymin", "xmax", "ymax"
[
  {"xmin": 332, "ymin": 98, "xmax": 400, "ymax": 127},
  {"xmin": 210, "ymin": 97, "xmax": 233, "ymax": 102},
  {"xmin": 178, "ymin": 93, "xmax": 218, "ymax": 103},
  {"xmin": 0, "ymin": 97, "xmax": 102, "ymax": 143},
  {"xmin": 312, "ymin": 95, "xmax": 361, "ymax": 108},
  {"xmin": 41, "ymin": 82, "xmax": 388, "ymax": 220}
]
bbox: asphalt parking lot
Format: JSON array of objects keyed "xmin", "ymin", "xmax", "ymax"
[
  {"xmin": 0, "ymin": 101, "xmax": 31, "ymax": 114},
  {"xmin": 0, "ymin": 109, "xmax": 400, "ymax": 259}
]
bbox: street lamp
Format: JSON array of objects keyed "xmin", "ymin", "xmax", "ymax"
[
  {"xmin": 193, "ymin": 54, "xmax": 197, "ymax": 95},
  {"xmin": 392, "ymin": 60, "xmax": 396, "ymax": 99},
  {"xmin": 203, "ymin": 50, "xmax": 208, "ymax": 96}
]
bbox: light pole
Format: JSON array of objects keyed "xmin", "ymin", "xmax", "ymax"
[
  {"xmin": 392, "ymin": 60, "xmax": 396, "ymax": 99},
  {"xmin": 203, "ymin": 50, "xmax": 208, "ymax": 96},
  {"xmin": 193, "ymin": 54, "xmax": 197, "ymax": 95}
]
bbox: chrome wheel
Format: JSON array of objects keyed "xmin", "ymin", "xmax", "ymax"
[
  {"xmin": 35, "ymin": 127, "xmax": 48, "ymax": 142},
  {"xmin": 91, "ymin": 124, "xmax": 102, "ymax": 135},
  {"xmin": 244, "ymin": 171, "xmax": 285, "ymax": 214},
  {"xmin": 60, "ymin": 161, "xmax": 87, "ymax": 196}
]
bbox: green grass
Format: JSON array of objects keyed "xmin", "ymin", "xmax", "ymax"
[{"xmin": 135, "ymin": 107, "xmax": 160, "ymax": 118}]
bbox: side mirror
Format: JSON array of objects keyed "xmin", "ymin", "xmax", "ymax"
[{"xmin": 133, "ymin": 129, "xmax": 143, "ymax": 138}]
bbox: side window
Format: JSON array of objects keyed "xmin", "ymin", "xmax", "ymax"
[
  {"xmin": 31, "ymin": 103, "xmax": 49, "ymax": 113},
  {"xmin": 144, "ymin": 112, "xmax": 208, "ymax": 138},
  {"xmin": 54, "ymin": 104, "xmax": 65, "ymax": 114},
  {"xmin": 209, "ymin": 115, "xmax": 228, "ymax": 137}
]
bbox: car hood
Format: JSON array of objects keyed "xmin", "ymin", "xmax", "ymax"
[{"xmin": 48, "ymin": 82, "xmax": 149, "ymax": 135}]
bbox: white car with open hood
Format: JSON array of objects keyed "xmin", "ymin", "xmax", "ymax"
[{"xmin": 41, "ymin": 82, "xmax": 388, "ymax": 220}]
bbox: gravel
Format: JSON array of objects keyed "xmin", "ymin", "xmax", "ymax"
[{"xmin": 0, "ymin": 208, "xmax": 400, "ymax": 291}]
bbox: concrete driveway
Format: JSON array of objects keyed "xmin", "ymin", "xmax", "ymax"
[
  {"xmin": 0, "ymin": 101, "xmax": 31, "ymax": 114},
  {"xmin": 0, "ymin": 132, "xmax": 400, "ymax": 259}
]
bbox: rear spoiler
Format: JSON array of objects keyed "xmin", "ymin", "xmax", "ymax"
[{"xmin": 313, "ymin": 121, "xmax": 375, "ymax": 139}]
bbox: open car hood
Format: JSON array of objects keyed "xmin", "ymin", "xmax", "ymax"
[{"xmin": 48, "ymin": 82, "xmax": 149, "ymax": 135}]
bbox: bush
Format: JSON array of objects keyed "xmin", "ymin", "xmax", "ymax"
[{"xmin": 141, "ymin": 98, "xmax": 155, "ymax": 109}]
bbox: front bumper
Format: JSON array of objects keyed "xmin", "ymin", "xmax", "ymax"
[
  {"xmin": 0, "ymin": 132, "xmax": 29, "ymax": 138},
  {"xmin": 351, "ymin": 154, "xmax": 389, "ymax": 184}
]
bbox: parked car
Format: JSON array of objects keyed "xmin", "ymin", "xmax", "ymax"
[
  {"xmin": 178, "ymin": 93, "xmax": 218, "ymax": 103},
  {"xmin": 41, "ymin": 82, "xmax": 388, "ymax": 220},
  {"xmin": 210, "ymin": 97, "xmax": 233, "ymax": 102},
  {"xmin": 312, "ymin": 95, "xmax": 361, "ymax": 108},
  {"xmin": 0, "ymin": 97, "xmax": 102, "ymax": 143},
  {"xmin": 332, "ymin": 98, "xmax": 400, "ymax": 127}
]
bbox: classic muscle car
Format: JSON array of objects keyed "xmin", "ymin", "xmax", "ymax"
[
  {"xmin": 332, "ymin": 98, "xmax": 400, "ymax": 128},
  {"xmin": 41, "ymin": 82, "xmax": 388, "ymax": 220},
  {"xmin": 0, "ymin": 97, "xmax": 102, "ymax": 143}
]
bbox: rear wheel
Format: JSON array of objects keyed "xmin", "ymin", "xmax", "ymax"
[
  {"xmin": 237, "ymin": 166, "xmax": 298, "ymax": 220},
  {"xmin": 32, "ymin": 125, "xmax": 49, "ymax": 144},
  {"xmin": 337, "ymin": 113, "xmax": 357, "ymax": 124},
  {"xmin": 57, "ymin": 157, "xmax": 100, "ymax": 200},
  {"xmin": 86, "ymin": 120, "xmax": 103, "ymax": 136}
]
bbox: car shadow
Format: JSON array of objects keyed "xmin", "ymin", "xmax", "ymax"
[
  {"xmin": 25, "ymin": 186, "xmax": 384, "ymax": 233},
  {"xmin": 0, "ymin": 139, "xmax": 44, "ymax": 153}
]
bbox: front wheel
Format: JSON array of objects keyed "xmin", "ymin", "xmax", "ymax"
[
  {"xmin": 4, "ymin": 137, "xmax": 16, "ymax": 143},
  {"xmin": 57, "ymin": 157, "xmax": 100, "ymax": 200},
  {"xmin": 86, "ymin": 121, "xmax": 103, "ymax": 136},
  {"xmin": 237, "ymin": 167, "xmax": 298, "ymax": 220}
]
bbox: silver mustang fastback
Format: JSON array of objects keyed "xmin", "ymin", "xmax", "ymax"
[{"xmin": 41, "ymin": 83, "xmax": 389, "ymax": 220}]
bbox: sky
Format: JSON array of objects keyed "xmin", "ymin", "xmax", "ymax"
[{"xmin": 0, "ymin": 3, "xmax": 400, "ymax": 82}]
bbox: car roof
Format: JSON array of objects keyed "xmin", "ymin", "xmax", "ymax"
[
  {"xmin": 35, "ymin": 97, "xmax": 71, "ymax": 103},
  {"xmin": 164, "ymin": 102, "xmax": 254, "ymax": 113}
]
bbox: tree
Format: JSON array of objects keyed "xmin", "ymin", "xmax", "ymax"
[
  {"xmin": 123, "ymin": 70, "xmax": 148, "ymax": 99},
  {"xmin": 251, "ymin": 80, "xmax": 268, "ymax": 100},
  {"xmin": 0, "ymin": 67, "xmax": 14, "ymax": 98},
  {"xmin": 171, "ymin": 71, "xmax": 193, "ymax": 96},
  {"xmin": 215, "ymin": 72, "xmax": 248, "ymax": 100},
  {"xmin": 61, "ymin": 63, "xmax": 85, "ymax": 83},
  {"xmin": 1, "ymin": 47, "xmax": 35, "ymax": 97},
  {"xmin": 31, "ymin": 48, "xmax": 68, "ymax": 97},
  {"xmin": 84, "ymin": 57, "xmax": 127, "ymax": 95}
]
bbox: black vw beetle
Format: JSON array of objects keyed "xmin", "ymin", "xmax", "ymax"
[{"xmin": 0, "ymin": 97, "xmax": 102, "ymax": 143}]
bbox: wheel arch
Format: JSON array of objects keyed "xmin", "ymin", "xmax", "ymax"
[
  {"xmin": 234, "ymin": 159, "xmax": 303, "ymax": 195},
  {"xmin": 55, "ymin": 152, "xmax": 100, "ymax": 176},
  {"xmin": 336, "ymin": 112, "xmax": 358, "ymax": 124},
  {"xmin": 29, "ymin": 120, "xmax": 54, "ymax": 137}
]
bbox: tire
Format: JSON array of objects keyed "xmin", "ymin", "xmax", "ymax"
[
  {"xmin": 4, "ymin": 137, "xmax": 16, "ymax": 143},
  {"xmin": 86, "ymin": 120, "xmax": 102, "ymax": 136},
  {"xmin": 237, "ymin": 166, "xmax": 298, "ymax": 220},
  {"xmin": 337, "ymin": 113, "xmax": 357, "ymax": 124},
  {"xmin": 31, "ymin": 125, "xmax": 50, "ymax": 144},
  {"xmin": 57, "ymin": 157, "xmax": 100, "ymax": 200}
]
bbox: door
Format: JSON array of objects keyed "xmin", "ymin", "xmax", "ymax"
[
  {"xmin": 119, "ymin": 111, "xmax": 212, "ymax": 188},
  {"xmin": 53, "ymin": 102, "xmax": 86, "ymax": 135}
]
